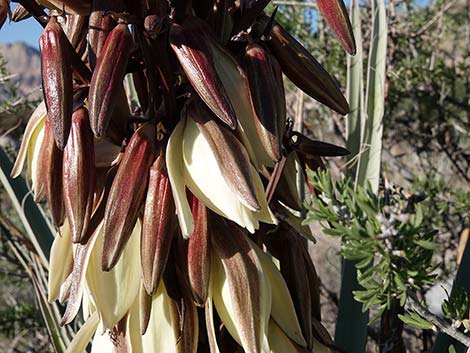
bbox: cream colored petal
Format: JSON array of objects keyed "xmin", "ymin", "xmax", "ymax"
[
  {"xmin": 65, "ymin": 311, "xmax": 99, "ymax": 353},
  {"xmin": 48, "ymin": 219, "xmax": 73, "ymax": 303},
  {"xmin": 166, "ymin": 118, "xmax": 194, "ymax": 238},
  {"xmin": 205, "ymin": 287, "xmax": 221, "ymax": 353},
  {"xmin": 90, "ymin": 324, "xmax": 115, "ymax": 353},
  {"xmin": 86, "ymin": 221, "xmax": 141, "ymax": 330},
  {"xmin": 61, "ymin": 226, "xmax": 101, "ymax": 325},
  {"xmin": 29, "ymin": 123, "xmax": 45, "ymax": 199},
  {"xmin": 251, "ymin": 240, "xmax": 306, "ymax": 347},
  {"xmin": 313, "ymin": 338, "xmax": 333, "ymax": 353},
  {"xmin": 128, "ymin": 294, "xmax": 144, "ymax": 353},
  {"xmin": 268, "ymin": 320, "xmax": 300, "ymax": 353},
  {"xmin": 11, "ymin": 102, "xmax": 46, "ymax": 178},
  {"xmin": 211, "ymin": 232, "xmax": 271, "ymax": 353},
  {"xmin": 211, "ymin": 46, "xmax": 274, "ymax": 169},
  {"xmin": 142, "ymin": 282, "xmax": 178, "ymax": 353},
  {"xmin": 182, "ymin": 117, "xmax": 276, "ymax": 233}
]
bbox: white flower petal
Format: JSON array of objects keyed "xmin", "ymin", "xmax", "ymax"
[
  {"xmin": 65, "ymin": 311, "xmax": 99, "ymax": 353},
  {"xmin": 11, "ymin": 101, "xmax": 46, "ymax": 178},
  {"xmin": 211, "ymin": 45, "xmax": 274, "ymax": 168},
  {"xmin": 251, "ymin": 240, "xmax": 306, "ymax": 347},
  {"xmin": 182, "ymin": 117, "xmax": 276, "ymax": 233},
  {"xmin": 142, "ymin": 282, "xmax": 178, "ymax": 353},
  {"xmin": 166, "ymin": 118, "xmax": 194, "ymax": 237},
  {"xmin": 86, "ymin": 221, "xmax": 141, "ymax": 330},
  {"xmin": 48, "ymin": 219, "xmax": 73, "ymax": 302},
  {"xmin": 268, "ymin": 320, "xmax": 299, "ymax": 353}
]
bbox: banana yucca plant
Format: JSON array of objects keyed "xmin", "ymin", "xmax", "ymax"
[{"xmin": 3, "ymin": 0, "xmax": 356, "ymax": 352}]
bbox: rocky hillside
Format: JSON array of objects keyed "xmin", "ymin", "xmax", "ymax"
[{"xmin": 0, "ymin": 42, "xmax": 41, "ymax": 98}]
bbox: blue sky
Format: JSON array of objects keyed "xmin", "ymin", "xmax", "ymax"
[{"xmin": 0, "ymin": 4, "xmax": 42, "ymax": 48}]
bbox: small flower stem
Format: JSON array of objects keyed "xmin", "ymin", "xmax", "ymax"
[{"xmin": 408, "ymin": 294, "xmax": 470, "ymax": 347}]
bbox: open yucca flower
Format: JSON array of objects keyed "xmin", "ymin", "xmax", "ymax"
[{"xmin": 8, "ymin": 0, "xmax": 355, "ymax": 352}]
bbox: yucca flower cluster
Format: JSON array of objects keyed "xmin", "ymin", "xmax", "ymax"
[{"xmin": 6, "ymin": 0, "xmax": 356, "ymax": 352}]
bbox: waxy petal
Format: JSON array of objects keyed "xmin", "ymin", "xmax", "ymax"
[
  {"xmin": 210, "ymin": 41, "xmax": 274, "ymax": 168},
  {"xmin": 48, "ymin": 220, "xmax": 73, "ymax": 303},
  {"xmin": 40, "ymin": 16, "xmax": 73, "ymax": 150},
  {"xmin": 65, "ymin": 311, "xmax": 99, "ymax": 353},
  {"xmin": 11, "ymin": 101, "xmax": 46, "ymax": 178},
  {"xmin": 166, "ymin": 118, "xmax": 194, "ymax": 237},
  {"xmin": 182, "ymin": 117, "xmax": 276, "ymax": 233},
  {"xmin": 268, "ymin": 320, "xmax": 304, "ymax": 353},
  {"xmin": 141, "ymin": 282, "xmax": 178, "ymax": 353},
  {"xmin": 251, "ymin": 240, "xmax": 306, "ymax": 347},
  {"xmin": 60, "ymin": 224, "xmax": 101, "ymax": 325},
  {"xmin": 211, "ymin": 219, "xmax": 271, "ymax": 353},
  {"xmin": 188, "ymin": 99, "xmax": 260, "ymax": 211},
  {"xmin": 87, "ymin": 221, "xmax": 141, "ymax": 330}
]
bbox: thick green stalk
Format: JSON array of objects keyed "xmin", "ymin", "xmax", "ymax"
[
  {"xmin": 346, "ymin": 0, "xmax": 364, "ymax": 178},
  {"xmin": 335, "ymin": 1, "xmax": 369, "ymax": 352},
  {"xmin": 336, "ymin": 1, "xmax": 387, "ymax": 352},
  {"xmin": 356, "ymin": 0, "xmax": 387, "ymax": 193}
]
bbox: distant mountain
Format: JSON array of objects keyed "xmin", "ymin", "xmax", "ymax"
[{"xmin": 0, "ymin": 42, "xmax": 41, "ymax": 98}]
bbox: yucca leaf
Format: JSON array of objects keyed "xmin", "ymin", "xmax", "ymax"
[{"xmin": 356, "ymin": 0, "xmax": 387, "ymax": 193}]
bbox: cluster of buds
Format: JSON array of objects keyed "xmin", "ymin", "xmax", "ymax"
[{"xmin": 8, "ymin": 0, "xmax": 355, "ymax": 352}]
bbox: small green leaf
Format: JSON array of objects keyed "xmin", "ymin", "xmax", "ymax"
[
  {"xmin": 413, "ymin": 239, "xmax": 438, "ymax": 250},
  {"xmin": 398, "ymin": 312, "xmax": 433, "ymax": 330}
]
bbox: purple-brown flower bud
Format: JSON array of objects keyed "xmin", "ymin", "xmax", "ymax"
[
  {"xmin": 88, "ymin": 23, "xmax": 133, "ymax": 137},
  {"xmin": 63, "ymin": 107, "xmax": 96, "ymax": 244},
  {"xmin": 40, "ymin": 16, "xmax": 73, "ymax": 150},
  {"xmin": 101, "ymin": 123, "xmax": 157, "ymax": 271}
]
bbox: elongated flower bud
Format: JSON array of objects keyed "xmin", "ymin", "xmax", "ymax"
[
  {"xmin": 87, "ymin": 12, "xmax": 116, "ymax": 69},
  {"xmin": 187, "ymin": 195, "xmax": 211, "ymax": 306},
  {"xmin": 88, "ymin": 23, "xmax": 133, "ymax": 137},
  {"xmin": 244, "ymin": 42, "xmax": 285, "ymax": 162},
  {"xmin": 141, "ymin": 155, "xmax": 176, "ymax": 296},
  {"xmin": 317, "ymin": 0, "xmax": 356, "ymax": 55},
  {"xmin": 267, "ymin": 20, "xmax": 350, "ymax": 115},
  {"xmin": 40, "ymin": 16, "xmax": 73, "ymax": 150},
  {"xmin": 170, "ymin": 17, "xmax": 237, "ymax": 129},
  {"xmin": 39, "ymin": 118, "xmax": 65, "ymax": 227},
  {"xmin": 63, "ymin": 107, "xmax": 96, "ymax": 244},
  {"xmin": 102, "ymin": 123, "xmax": 157, "ymax": 271}
]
